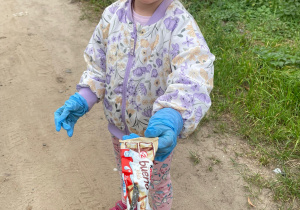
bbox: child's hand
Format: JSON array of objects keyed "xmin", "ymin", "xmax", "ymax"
[
  {"xmin": 54, "ymin": 93, "xmax": 89, "ymax": 137},
  {"xmin": 144, "ymin": 108, "xmax": 183, "ymax": 162}
]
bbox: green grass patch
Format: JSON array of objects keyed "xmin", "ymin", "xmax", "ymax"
[
  {"xmin": 182, "ymin": 0, "xmax": 299, "ymax": 204},
  {"xmin": 189, "ymin": 150, "xmax": 201, "ymax": 165},
  {"xmin": 77, "ymin": 0, "xmax": 114, "ymax": 21}
]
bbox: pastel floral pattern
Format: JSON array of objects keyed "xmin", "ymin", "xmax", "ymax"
[
  {"xmin": 116, "ymin": 8, "xmax": 127, "ymax": 23},
  {"xmin": 170, "ymin": 43, "xmax": 179, "ymax": 59},
  {"xmin": 109, "ymin": 5, "xmax": 118, "ymax": 14},
  {"xmin": 133, "ymin": 67, "xmax": 149, "ymax": 77},
  {"xmin": 139, "ymin": 83, "xmax": 147, "ymax": 96},
  {"xmin": 164, "ymin": 16, "xmax": 179, "ymax": 31},
  {"xmin": 151, "ymin": 69, "xmax": 158, "ymax": 78},
  {"xmin": 77, "ymin": 0, "xmax": 215, "ymax": 137}
]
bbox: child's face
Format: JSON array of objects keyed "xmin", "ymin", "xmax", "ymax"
[
  {"xmin": 133, "ymin": 0, "xmax": 164, "ymax": 16},
  {"xmin": 135, "ymin": 0, "xmax": 164, "ymax": 5}
]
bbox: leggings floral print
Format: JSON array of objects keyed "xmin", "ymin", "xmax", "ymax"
[{"xmin": 111, "ymin": 136, "xmax": 173, "ymax": 210}]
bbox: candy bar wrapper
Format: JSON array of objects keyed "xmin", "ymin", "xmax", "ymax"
[{"xmin": 120, "ymin": 137, "xmax": 159, "ymax": 210}]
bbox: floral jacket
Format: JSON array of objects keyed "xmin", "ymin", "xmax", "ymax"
[{"xmin": 77, "ymin": 0, "xmax": 215, "ymax": 138}]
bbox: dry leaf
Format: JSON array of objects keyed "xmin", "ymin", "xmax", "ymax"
[{"xmin": 248, "ymin": 197, "xmax": 256, "ymax": 208}]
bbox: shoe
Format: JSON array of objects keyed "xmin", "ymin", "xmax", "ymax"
[{"xmin": 110, "ymin": 200, "xmax": 127, "ymax": 210}]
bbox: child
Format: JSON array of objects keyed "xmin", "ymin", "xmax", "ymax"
[{"xmin": 54, "ymin": 0, "xmax": 215, "ymax": 209}]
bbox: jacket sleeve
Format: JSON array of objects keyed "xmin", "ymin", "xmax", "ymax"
[
  {"xmin": 153, "ymin": 16, "xmax": 215, "ymax": 138},
  {"xmin": 76, "ymin": 8, "xmax": 110, "ymax": 101}
]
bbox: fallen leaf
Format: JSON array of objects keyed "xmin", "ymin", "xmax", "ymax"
[{"xmin": 248, "ymin": 197, "xmax": 256, "ymax": 208}]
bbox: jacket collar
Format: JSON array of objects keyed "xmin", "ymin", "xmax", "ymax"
[{"xmin": 126, "ymin": 0, "xmax": 174, "ymax": 26}]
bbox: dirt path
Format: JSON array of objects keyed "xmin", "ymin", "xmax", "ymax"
[{"xmin": 0, "ymin": 0, "xmax": 279, "ymax": 209}]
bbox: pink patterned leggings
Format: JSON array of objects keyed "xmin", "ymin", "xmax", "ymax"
[{"xmin": 111, "ymin": 136, "xmax": 173, "ymax": 210}]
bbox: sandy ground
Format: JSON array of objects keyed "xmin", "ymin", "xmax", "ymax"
[{"xmin": 0, "ymin": 0, "xmax": 282, "ymax": 209}]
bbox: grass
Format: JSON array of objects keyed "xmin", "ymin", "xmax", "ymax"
[
  {"xmin": 231, "ymin": 157, "xmax": 299, "ymax": 208},
  {"xmin": 81, "ymin": 0, "xmax": 300, "ymax": 205},
  {"xmin": 189, "ymin": 150, "xmax": 201, "ymax": 165},
  {"xmin": 77, "ymin": 0, "xmax": 114, "ymax": 21},
  {"xmin": 181, "ymin": 0, "xmax": 300, "ymax": 204},
  {"xmin": 208, "ymin": 156, "xmax": 221, "ymax": 171}
]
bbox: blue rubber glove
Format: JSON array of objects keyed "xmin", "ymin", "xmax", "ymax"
[
  {"xmin": 54, "ymin": 93, "xmax": 89, "ymax": 137},
  {"xmin": 144, "ymin": 108, "xmax": 183, "ymax": 162},
  {"xmin": 121, "ymin": 109, "xmax": 183, "ymax": 161},
  {"xmin": 122, "ymin": 133, "xmax": 140, "ymax": 140}
]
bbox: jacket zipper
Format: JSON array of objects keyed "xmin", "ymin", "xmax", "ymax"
[{"xmin": 121, "ymin": 25, "xmax": 137, "ymax": 134}]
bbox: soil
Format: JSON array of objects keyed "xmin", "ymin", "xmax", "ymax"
[{"xmin": 0, "ymin": 0, "xmax": 281, "ymax": 209}]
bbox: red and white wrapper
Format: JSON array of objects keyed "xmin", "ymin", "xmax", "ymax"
[{"xmin": 120, "ymin": 137, "xmax": 158, "ymax": 210}]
